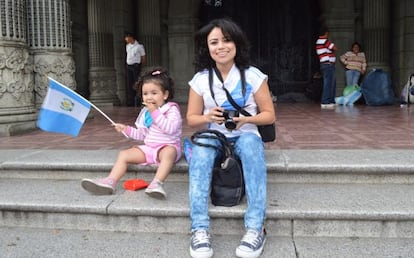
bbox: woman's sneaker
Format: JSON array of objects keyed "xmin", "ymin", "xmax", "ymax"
[
  {"xmin": 235, "ymin": 228, "xmax": 267, "ymax": 258},
  {"xmin": 81, "ymin": 178, "xmax": 116, "ymax": 195},
  {"xmin": 145, "ymin": 179, "xmax": 167, "ymax": 199},
  {"xmin": 190, "ymin": 229, "xmax": 213, "ymax": 258}
]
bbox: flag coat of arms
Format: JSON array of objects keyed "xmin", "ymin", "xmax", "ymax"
[{"xmin": 37, "ymin": 78, "xmax": 91, "ymax": 137}]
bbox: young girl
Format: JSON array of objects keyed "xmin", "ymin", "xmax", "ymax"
[{"xmin": 81, "ymin": 67, "xmax": 182, "ymax": 199}]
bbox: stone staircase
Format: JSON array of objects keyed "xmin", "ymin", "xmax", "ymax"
[{"xmin": 1, "ymin": 149, "xmax": 414, "ymax": 257}]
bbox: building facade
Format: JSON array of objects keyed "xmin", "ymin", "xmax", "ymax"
[{"xmin": 0, "ymin": 0, "xmax": 413, "ymax": 136}]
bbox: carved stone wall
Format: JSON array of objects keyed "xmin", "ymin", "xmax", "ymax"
[
  {"xmin": 0, "ymin": 0, "xmax": 37, "ymax": 136},
  {"xmin": 26, "ymin": 0, "xmax": 76, "ymax": 107}
]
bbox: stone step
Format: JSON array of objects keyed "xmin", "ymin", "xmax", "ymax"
[
  {"xmin": 2, "ymin": 149, "xmax": 414, "ymax": 184},
  {"xmin": 1, "ymin": 178, "xmax": 414, "ymax": 238},
  {"xmin": 3, "ymin": 226, "xmax": 414, "ymax": 258}
]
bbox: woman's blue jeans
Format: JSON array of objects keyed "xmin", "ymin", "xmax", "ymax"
[
  {"xmin": 189, "ymin": 132, "xmax": 267, "ymax": 232},
  {"xmin": 345, "ymin": 69, "xmax": 361, "ymax": 86}
]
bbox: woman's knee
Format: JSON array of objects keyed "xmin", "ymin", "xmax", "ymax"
[{"xmin": 236, "ymin": 133, "xmax": 263, "ymax": 150}]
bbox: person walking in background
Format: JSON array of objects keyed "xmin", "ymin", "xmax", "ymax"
[
  {"xmin": 125, "ymin": 32, "xmax": 146, "ymax": 106},
  {"xmin": 316, "ymin": 26, "xmax": 337, "ymax": 109},
  {"xmin": 340, "ymin": 42, "xmax": 367, "ymax": 86},
  {"xmin": 81, "ymin": 67, "xmax": 182, "ymax": 199}
]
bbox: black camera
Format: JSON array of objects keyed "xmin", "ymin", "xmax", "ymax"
[{"xmin": 222, "ymin": 110, "xmax": 239, "ymax": 130}]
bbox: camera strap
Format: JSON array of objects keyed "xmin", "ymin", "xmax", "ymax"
[{"xmin": 208, "ymin": 66, "xmax": 250, "ymax": 117}]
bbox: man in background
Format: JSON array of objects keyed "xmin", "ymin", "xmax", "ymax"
[{"xmin": 125, "ymin": 32, "xmax": 146, "ymax": 106}]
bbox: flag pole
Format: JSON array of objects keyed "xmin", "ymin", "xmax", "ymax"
[{"xmin": 47, "ymin": 77, "xmax": 128, "ymax": 138}]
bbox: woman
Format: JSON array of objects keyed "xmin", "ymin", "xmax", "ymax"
[
  {"xmin": 187, "ymin": 18, "xmax": 276, "ymax": 258},
  {"xmin": 340, "ymin": 42, "xmax": 367, "ymax": 86}
]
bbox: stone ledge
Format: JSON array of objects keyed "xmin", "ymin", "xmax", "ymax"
[
  {"xmin": 1, "ymin": 178, "xmax": 414, "ymax": 237},
  {"xmin": 2, "ymin": 149, "xmax": 414, "ymax": 174}
]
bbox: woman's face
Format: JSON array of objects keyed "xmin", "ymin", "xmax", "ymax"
[
  {"xmin": 352, "ymin": 44, "xmax": 360, "ymax": 54},
  {"xmin": 207, "ymin": 27, "xmax": 236, "ymax": 67}
]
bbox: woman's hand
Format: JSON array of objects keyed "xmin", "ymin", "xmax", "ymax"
[
  {"xmin": 113, "ymin": 123, "xmax": 127, "ymax": 133},
  {"xmin": 232, "ymin": 116, "xmax": 250, "ymax": 130},
  {"xmin": 208, "ymin": 107, "xmax": 225, "ymax": 124}
]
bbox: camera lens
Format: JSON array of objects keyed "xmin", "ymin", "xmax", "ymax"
[{"xmin": 223, "ymin": 110, "xmax": 239, "ymax": 130}]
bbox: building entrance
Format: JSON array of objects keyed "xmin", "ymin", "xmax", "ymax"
[{"xmin": 198, "ymin": 0, "xmax": 321, "ymax": 97}]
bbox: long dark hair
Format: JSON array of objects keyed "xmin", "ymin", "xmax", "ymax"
[{"xmin": 194, "ymin": 18, "xmax": 251, "ymax": 72}]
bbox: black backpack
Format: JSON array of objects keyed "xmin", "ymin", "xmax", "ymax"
[{"xmin": 191, "ymin": 129, "xmax": 245, "ymax": 207}]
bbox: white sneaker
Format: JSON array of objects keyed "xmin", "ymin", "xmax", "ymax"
[
  {"xmin": 81, "ymin": 178, "xmax": 116, "ymax": 195},
  {"xmin": 236, "ymin": 228, "xmax": 267, "ymax": 258},
  {"xmin": 321, "ymin": 103, "xmax": 336, "ymax": 109},
  {"xmin": 145, "ymin": 179, "xmax": 167, "ymax": 199},
  {"xmin": 190, "ymin": 230, "xmax": 213, "ymax": 258}
]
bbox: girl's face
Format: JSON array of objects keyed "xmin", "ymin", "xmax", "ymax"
[
  {"xmin": 207, "ymin": 27, "xmax": 236, "ymax": 67},
  {"xmin": 141, "ymin": 82, "xmax": 169, "ymax": 107}
]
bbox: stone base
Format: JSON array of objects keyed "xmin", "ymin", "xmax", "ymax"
[{"xmin": 0, "ymin": 120, "xmax": 38, "ymax": 136}]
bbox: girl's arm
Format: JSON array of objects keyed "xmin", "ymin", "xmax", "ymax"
[
  {"xmin": 151, "ymin": 105, "xmax": 182, "ymax": 135},
  {"xmin": 113, "ymin": 123, "xmax": 147, "ymax": 141},
  {"xmin": 124, "ymin": 126, "xmax": 147, "ymax": 141}
]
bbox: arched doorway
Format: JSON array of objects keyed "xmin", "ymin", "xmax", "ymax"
[{"xmin": 198, "ymin": 0, "xmax": 321, "ymax": 98}]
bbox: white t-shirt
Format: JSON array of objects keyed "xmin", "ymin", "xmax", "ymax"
[
  {"xmin": 126, "ymin": 41, "xmax": 146, "ymax": 65},
  {"xmin": 188, "ymin": 64, "xmax": 268, "ymax": 138}
]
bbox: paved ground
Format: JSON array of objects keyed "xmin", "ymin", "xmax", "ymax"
[{"xmin": 1, "ymin": 103, "xmax": 414, "ymax": 150}]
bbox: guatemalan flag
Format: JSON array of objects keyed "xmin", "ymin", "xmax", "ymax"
[{"xmin": 37, "ymin": 78, "xmax": 91, "ymax": 137}]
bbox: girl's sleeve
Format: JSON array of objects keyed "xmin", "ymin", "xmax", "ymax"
[
  {"xmin": 151, "ymin": 104, "xmax": 182, "ymax": 135},
  {"xmin": 123, "ymin": 108, "xmax": 148, "ymax": 141},
  {"xmin": 124, "ymin": 126, "xmax": 147, "ymax": 141}
]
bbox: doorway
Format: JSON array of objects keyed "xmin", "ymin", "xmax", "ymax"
[{"xmin": 198, "ymin": 0, "xmax": 321, "ymax": 97}]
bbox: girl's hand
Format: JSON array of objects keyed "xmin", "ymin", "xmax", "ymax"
[
  {"xmin": 208, "ymin": 107, "xmax": 225, "ymax": 124},
  {"xmin": 113, "ymin": 123, "xmax": 127, "ymax": 133},
  {"xmin": 142, "ymin": 102, "xmax": 158, "ymax": 112}
]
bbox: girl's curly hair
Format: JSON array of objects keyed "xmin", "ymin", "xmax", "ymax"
[
  {"xmin": 194, "ymin": 18, "xmax": 251, "ymax": 72},
  {"xmin": 133, "ymin": 67, "xmax": 175, "ymax": 102}
]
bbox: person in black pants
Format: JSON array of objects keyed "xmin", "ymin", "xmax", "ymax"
[{"xmin": 125, "ymin": 32, "xmax": 146, "ymax": 106}]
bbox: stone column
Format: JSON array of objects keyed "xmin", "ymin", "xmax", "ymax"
[
  {"xmin": 112, "ymin": 0, "xmax": 134, "ymax": 106},
  {"xmin": 0, "ymin": 0, "xmax": 37, "ymax": 136},
  {"xmin": 319, "ymin": 0, "xmax": 357, "ymax": 91},
  {"xmin": 168, "ymin": 0, "xmax": 198, "ymax": 103},
  {"xmin": 391, "ymin": 0, "xmax": 414, "ymax": 93},
  {"xmin": 27, "ymin": 0, "xmax": 76, "ymax": 107},
  {"xmin": 88, "ymin": 0, "xmax": 118, "ymax": 106},
  {"xmin": 362, "ymin": 0, "xmax": 391, "ymax": 71},
  {"xmin": 138, "ymin": 0, "xmax": 162, "ymax": 66}
]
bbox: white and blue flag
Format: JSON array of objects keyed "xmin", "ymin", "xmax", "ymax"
[{"xmin": 37, "ymin": 78, "xmax": 91, "ymax": 137}]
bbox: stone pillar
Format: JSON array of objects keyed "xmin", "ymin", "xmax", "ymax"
[
  {"xmin": 391, "ymin": 0, "xmax": 414, "ymax": 93},
  {"xmin": 319, "ymin": 0, "xmax": 357, "ymax": 91},
  {"xmin": 88, "ymin": 0, "xmax": 118, "ymax": 106},
  {"xmin": 112, "ymin": 0, "xmax": 134, "ymax": 106},
  {"xmin": 71, "ymin": 0, "xmax": 89, "ymax": 99},
  {"xmin": 0, "ymin": 0, "xmax": 37, "ymax": 136},
  {"xmin": 27, "ymin": 0, "xmax": 76, "ymax": 107},
  {"xmin": 138, "ymin": 0, "xmax": 162, "ymax": 66},
  {"xmin": 168, "ymin": 0, "xmax": 198, "ymax": 103},
  {"xmin": 362, "ymin": 0, "xmax": 391, "ymax": 72}
]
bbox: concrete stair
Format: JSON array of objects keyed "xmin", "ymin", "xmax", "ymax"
[{"xmin": 1, "ymin": 149, "xmax": 414, "ymax": 257}]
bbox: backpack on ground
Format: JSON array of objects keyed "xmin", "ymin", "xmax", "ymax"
[
  {"xmin": 400, "ymin": 73, "xmax": 414, "ymax": 104},
  {"xmin": 361, "ymin": 69, "xmax": 394, "ymax": 105},
  {"xmin": 191, "ymin": 129, "xmax": 245, "ymax": 207}
]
